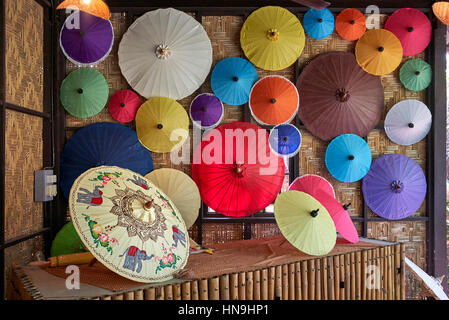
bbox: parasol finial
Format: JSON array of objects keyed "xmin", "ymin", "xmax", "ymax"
[
  {"xmin": 408, "ymin": 123, "xmax": 415, "ymax": 128},
  {"xmin": 232, "ymin": 76, "xmax": 239, "ymax": 82},
  {"xmin": 120, "ymin": 103, "xmax": 125, "ymax": 107},
  {"xmin": 282, "ymin": 136, "xmax": 289, "ymax": 142},
  {"xmin": 348, "ymin": 155, "xmax": 355, "ymax": 160},
  {"xmin": 202, "ymin": 106, "xmax": 208, "ymax": 112},
  {"xmin": 318, "ymin": 18, "xmax": 323, "ymax": 23},
  {"xmin": 408, "ymin": 27, "xmax": 414, "ymax": 32},
  {"xmin": 157, "ymin": 124, "xmax": 164, "ymax": 130},
  {"xmin": 266, "ymin": 28, "xmax": 280, "ymax": 41},
  {"xmin": 270, "ymin": 98, "xmax": 277, "ymax": 104},
  {"xmin": 378, "ymin": 46, "xmax": 385, "ymax": 52},
  {"xmin": 390, "ymin": 180, "xmax": 404, "ymax": 193},
  {"xmin": 144, "ymin": 200, "xmax": 153, "ymax": 210},
  {"xmin": 156, "ymin": 44, "xmax": 171, "ymax": 59},
  {"xmin": 335, "ymin": 88, "xmax": 350, "ymax": 102},
  {"xmin": 310, "ymin": 209, "xmax": 319, "ymax": 217},
  {"xmin": 415, "ymin": 71, "xmax": 421, "ymax": 76},
  {"xmin": 350, "ymin": 20, "xmax": 355, "ymax": 25},
  {"xmin": 77, "ymin": 88, "xmax": 84, "ymax": 94}
]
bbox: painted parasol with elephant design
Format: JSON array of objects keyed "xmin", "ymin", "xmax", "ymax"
[{"xmin": 69, "ymin": 166, "xmax": 189, "ymax": 283}]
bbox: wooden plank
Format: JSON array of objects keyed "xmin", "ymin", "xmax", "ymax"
[
  {"xmin": 220, "ymin": 274, "xmax": 230, "ymax": 300},
  {"xmin": 295, "ymin": 262, "xmax": 302, "ymax": 300},
  {"xmin": 268, "ymin": 267, "xmax": 275, "ymax": 300},
  {"xmin": 238, "ymin": 272, "xmax": 246, "ymax": 300},
  {"xmin": 182, "ymin": 282, "xmax": 191, "ymax": 300},
  {"xmin": 246, "ymin": 271, "xmax": 254, "ymax": 300},
  {"xmin": 230, "ymin": 273, "xmax": 239, "ymax": 300},
  {"xmin": 289, "ymin": 264, "xmax": 295, "ymax": 300},
  {"xmin": 301, "ymin": 261, "xmax": 308, "ymax": 300},
  {"xmin": 253, "ymin": 270, "xmax": 261, "ymax": 300},
  {"xmin": 350, "ymin": 252, "xmax": 356, "ymax": 300},
  {"xmin": 261, "ymin": 269, "xmax": 269, "ymax": 300},
  {"xmin": 209, "ymin": 277, "xmax": 220, "ymax": 300},
  {"xmin": 282, "ymin": 264, "xmax": 289, "ymax": 300},
  {"xmin": 322, "ymin": 258, "xmax": 328, "ymax": 300},
  {"xmin": 200, "ymin": 279, "xmax": 208, "ymax": 300}
]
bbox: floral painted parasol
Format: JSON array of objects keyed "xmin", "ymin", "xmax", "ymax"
[{"xmin": 69, "ymin": 166, "xmax": 189, "ymax": 283}]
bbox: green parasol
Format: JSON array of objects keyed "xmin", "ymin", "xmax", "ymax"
[
  {"xmin": 50, "ymin": 222, "xmax": 86, "ymax": 257},
  {"xmin": 399, "ymin": 59, "xmax": 432, "ymax": 92},
  {"xmin": 60, "ymin": 68, "xmax": 109, "ymax": 118}
]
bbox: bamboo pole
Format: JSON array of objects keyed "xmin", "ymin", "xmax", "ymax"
[
  {"xmin": 355, "ymin": 251, "xmax": 361, "ymax": 300},
  {"xmin": 230, "ymin": 273, "xmax": 239, "ymax": 300},
  {"xmin": 339, "ymin": 255, "xmax": 345, "ymax": 300},
  {"xmin": 173, "ymin": 284, "xmax": 182, "ymax": 300},
  {"xmin": 315, "ymin": 259, "xmax": 321, "ymax": 300},
  {"xmin": 124, "ymin": 291, "xmax": 135, "ymax": 300},
  {"xmin": 400, "ymin": 243, "xmax": 406, "ymax": 300},
  {"xmin": 333, "ymin": 255, "xmax": 340, "ymax": 300},
  {"xmin": 253, "ymin": 270, "xmax": 261, "ymax": 300},
  {"xmin": 289, "ymin": 264, "xmax": 295, "ymax": 300},
  {"xmin": 144, "ymin": 288, "xmax": 155, "ymax": 300},
  {"xmin": 238, "ymin": 272, "xmax": 246, "ymax": 300},
  {"xmin": 282, "ymin": 264, "xmax": 289, "ymax": 300},
  {"xmin": 386, "ymin": 246, "xmax": 392, "ymax": 300},
  {"xmin": 246, "ymin": 271, "xmax": 254, "ymax": 300},
  {"xmin": 361, "ymin": 250, "xmax": 367, "ymax": 300},
  {"xmin": 344, "ymin": 254, "xmax": 350, "ymax": 300},
  {"xmin": 379, "ymin": 247, "xmax": 385, "ymax": 300},
  {"xmin": 328, "ymin": 257, "xmax": 335, "ymax": 300},
  {"xmin": 268, "ymin": 267, "xmax": 275, "ymax": 300},
  {"xmin": 155, "ymin": 286, "xmax": 165, "ymax": 300},
  {"xmin": 100, "ymin": 296, "xmax": 111, "ymax": 300},
  {"xmin": 112, "ymin": 294, "xmax": 124, "ymax": 300},
  {"xmin": 134, "ymin": 289, "xmax": 144, "ymax": 300},
  {"xmin": 261, "ymin": 269, "xmax": 269, "ymax": 300},
  {"xmin": 350, "ymin": 252, "xmax": 356, "ymax": 300},
  {"xmin": 191, "ymin": 281, "xmax": 199, "ymax": 300},
  {"xmin": 295, "ymin": 262, "xmax": 302, "ymax": 300},
  {"xmin": 220, "ymin": 274, "xmax": 230, "ymax": 300},
  {"xmin": 383, "ymin": 247, "xmax": 388, "ymax": 300},
  {"xmin": 199, "ymin": 279, "xmax": 208, "ymax": 300},
  {"xmin": 308, "ymin": 260, "xmax": 315, "ymax": 300},
  {"xmin": 367, "ymin": 250, "xmax": 372, "ymax": 300},
  {"xmin": 322, "ymin": 258, "xmax": 328, "ymax": 300},
  {"xmin": 394, "ymin": 245, "xmax": 401, "ymax": 300},
  {"xmin": 375, "ymin": 248, "xmax": 382, "ymax": 300},
  {"xmin": 182, "ymin": 282, "xmax": 191, "ymax": 300},
  {"xmin": 275, "ymin": 266, "xmax": 282, "ymax": 300},
  {"xmin": 165, "ymin": 285, "xmax": 174, "ymax": 300},
  {"xmin": 209, "ymin": 277, "xmax": 220, "ymax": 300},
  {"xmin": 301, "ymin": 261, "xmax": 308, "ymax": 300}
]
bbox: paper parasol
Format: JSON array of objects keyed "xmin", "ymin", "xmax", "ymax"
[{"xmin": 69, "ymin": 166, "xmax": 189, "ymax": 282}]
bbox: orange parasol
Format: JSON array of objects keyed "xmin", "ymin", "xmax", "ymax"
[
  {"xmin": 355, "ymin": 29, "xmax": 403, "ymax": 76},
  {"xmin": 57, "ymin": 0, "xmax": 110, "ymax": 20},
  {"xmin": 335, "ymin": 8, "xmax": 366, "ymax": 41},
  {"xmin": 433, "ymin": 2, "xmax": 449, "ymax": 25},
  {"xmin": 249, "ymin": 76, "xmax": 299, "ymax": 126}
]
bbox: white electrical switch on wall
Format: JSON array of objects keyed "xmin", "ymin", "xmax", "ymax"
[{"xmin": 35, "ymin": 170, "xmax": 57, "ymax": 202}]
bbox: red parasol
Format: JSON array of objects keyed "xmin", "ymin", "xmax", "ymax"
[
  {"xmin": 296, "ymin": 52, "xmax": 384, "ymax": 141},
  {"xmin": 191, "ymin": 122, "xmax": 285, "ymax": 217}
]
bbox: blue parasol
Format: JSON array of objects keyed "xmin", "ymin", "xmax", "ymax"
[
  {"xmin": 60, "ymin": 122, "xmax": 153, "ymax": 198},
  {"xmin": 269, "ymin": 124, "xmax": 302, "ymax": 158},
  {"xmin": 303, "ymin": 8, "xmax": 335, "ymax": 39},
  {"xmin": 325, "ymin": 134, "xmax": 371, "ymax": 183},
  {"xmin": 211, "ymin": 57, "xmax": 258, "ymax": 106}
]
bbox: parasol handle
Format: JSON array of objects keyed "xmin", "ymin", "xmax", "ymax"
[
  {"xmin": 415, "ymin": 71, "xmax": 421, "ymax": 76},
  {"xmin": 310, "ymin": 209, "xmax": 319, "ymax": 217},
  {"xmin": 270, "ymin": 98, "xmax": 277, "ymax": 104},
  {"xmin": 378, "ymin": 46, "xmax": 384, "ymax": 52},
  {"xmin": 408, "ymin": 27, "xmax": 414, "ymax": 32},
  {"xmin": 343, "ymin": 203, "xmax": 351, "ymax": 210},
  {"xmin": 157, "ymin": 124, "xmax": 164, "ymax": 130},
  {"xmin": 408, "ymin": 123, "xmax": 415, "ymax": 128},
  {"xmin": 350, "ymin": 20, "xmax": 355, "ymax": 25},
  {"xmin": 232, "ymin": 76, "xmax": 239, "ymax": 82},
  {"xmin": 120, "ymin": 103, "xmax": 126, "ymax": 107},
  {"xmin": 318, "ymin": 18, "xmax": 323, "ymax": 23},
  {"xmin": 77, "ymin": 88, "xmax": 83, "ymax": 94},
  {"xmin": 348, "ymin": 155, "xmax": 355, "ymax": 160}
]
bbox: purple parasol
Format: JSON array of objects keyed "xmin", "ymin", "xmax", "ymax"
[
  {"xmin": 60, "ymin": 11, "xmax": 114, "ymax": 66},
  {"xmin": 362, "ymin": 154, "xmax": 427, "ymax": 220},
  {"xmin": 189, "ymin": 93, "xmax": 224, "ymax": 129}
]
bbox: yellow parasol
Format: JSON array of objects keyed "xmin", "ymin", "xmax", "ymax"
[
  {"xmin": 355, "ymin": 29, "xmax": 403, "ymax": 76},
  {"xmin": 145, "ymin": 168, "xmax": 201, "ymax": 229},
  {"xmin": 135, "ymin": 97, "xmax": 189, "ymax": 153},
  {"xmin": 274, "ymin": 190, "xmax": 336, "ymax": 256},
  {"xmin": 69, "ymin": 166, "xmax": 189, "ymax": 283},
  {"xmin": 240, "ymin": 6, "xmax": 305, "ymax": 71}
]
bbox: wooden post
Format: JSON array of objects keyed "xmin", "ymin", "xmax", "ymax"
[
  {"xmin": 155, "ymin": 286, "xmax": 165, "ymax": 300},
  {"xmin": 355, "ymin": 251, "xmax": 361, "ymax": 300},
  {"xmin": 367, "ymin": 250, "xmax": 372, "ymax": 300},
  {"xmin": 345, "ymin": 254, "xmax": 351, "ymax": 300},
  {"xmin": 339, "ymin": 255, "xmax": 345, "ymax": 300},
  {"xmin": 134, "ymin": 289, "xmax": 144, "ymax": 300},
  {"xmin": 394, "ymin": 245, "xmax": 401, "ymax": 300},
  {"xmin": 386, "ymin": 246, "xmax": 392, "ymax": 300},
  {"xmin": 275, "ymin": 266, "xmax": 282, "ymax": 300},
  {"xmin": 308, "ymin": 260, "xmax": 315, "ymax": 300},
  {"xmin": 165, "ymin": 285, "xmax": 173, "ymax": 300},
  {"xmin": 361, "ymin": 250, "xmax": 367, "ymax": 300},
  {"xmin": 400, "ymin": 243, "xmax": 406, "ymax": 300},
  {"xmin": 328, "ymin": 257, "xmax": 335, "ymax": 300},
  {"xmin": 173, "ymin": 284, "xmax": 182, "ymax": 300},
  {"xmin": 181, "ymin": 282, "xmax": 191, "ymax": 300},
  {"xmin": 144, "ymin": 288, "xmax": 155, "ymax": 300}
]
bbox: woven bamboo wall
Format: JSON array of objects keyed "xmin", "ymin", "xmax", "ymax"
[
  {"xmin": 4, "ymin": 0, "xmax": 45, "ymax": 299},
  {"xmin": 62, "ymin": 11, "xmax": 429, "ymax": 299}
]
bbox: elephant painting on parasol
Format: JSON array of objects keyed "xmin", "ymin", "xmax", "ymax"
[
  {"xmin": 77, "ymin": 185, "xmax": 104, "ymax": 206},
  {"xmin": 120, "ymin": 245, "xmax": 154, "ymax": 273}
]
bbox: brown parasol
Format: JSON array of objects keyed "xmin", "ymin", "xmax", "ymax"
[{"xmin": 296, "ymin": 52, "xmax": 384, "ymax": 141}]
